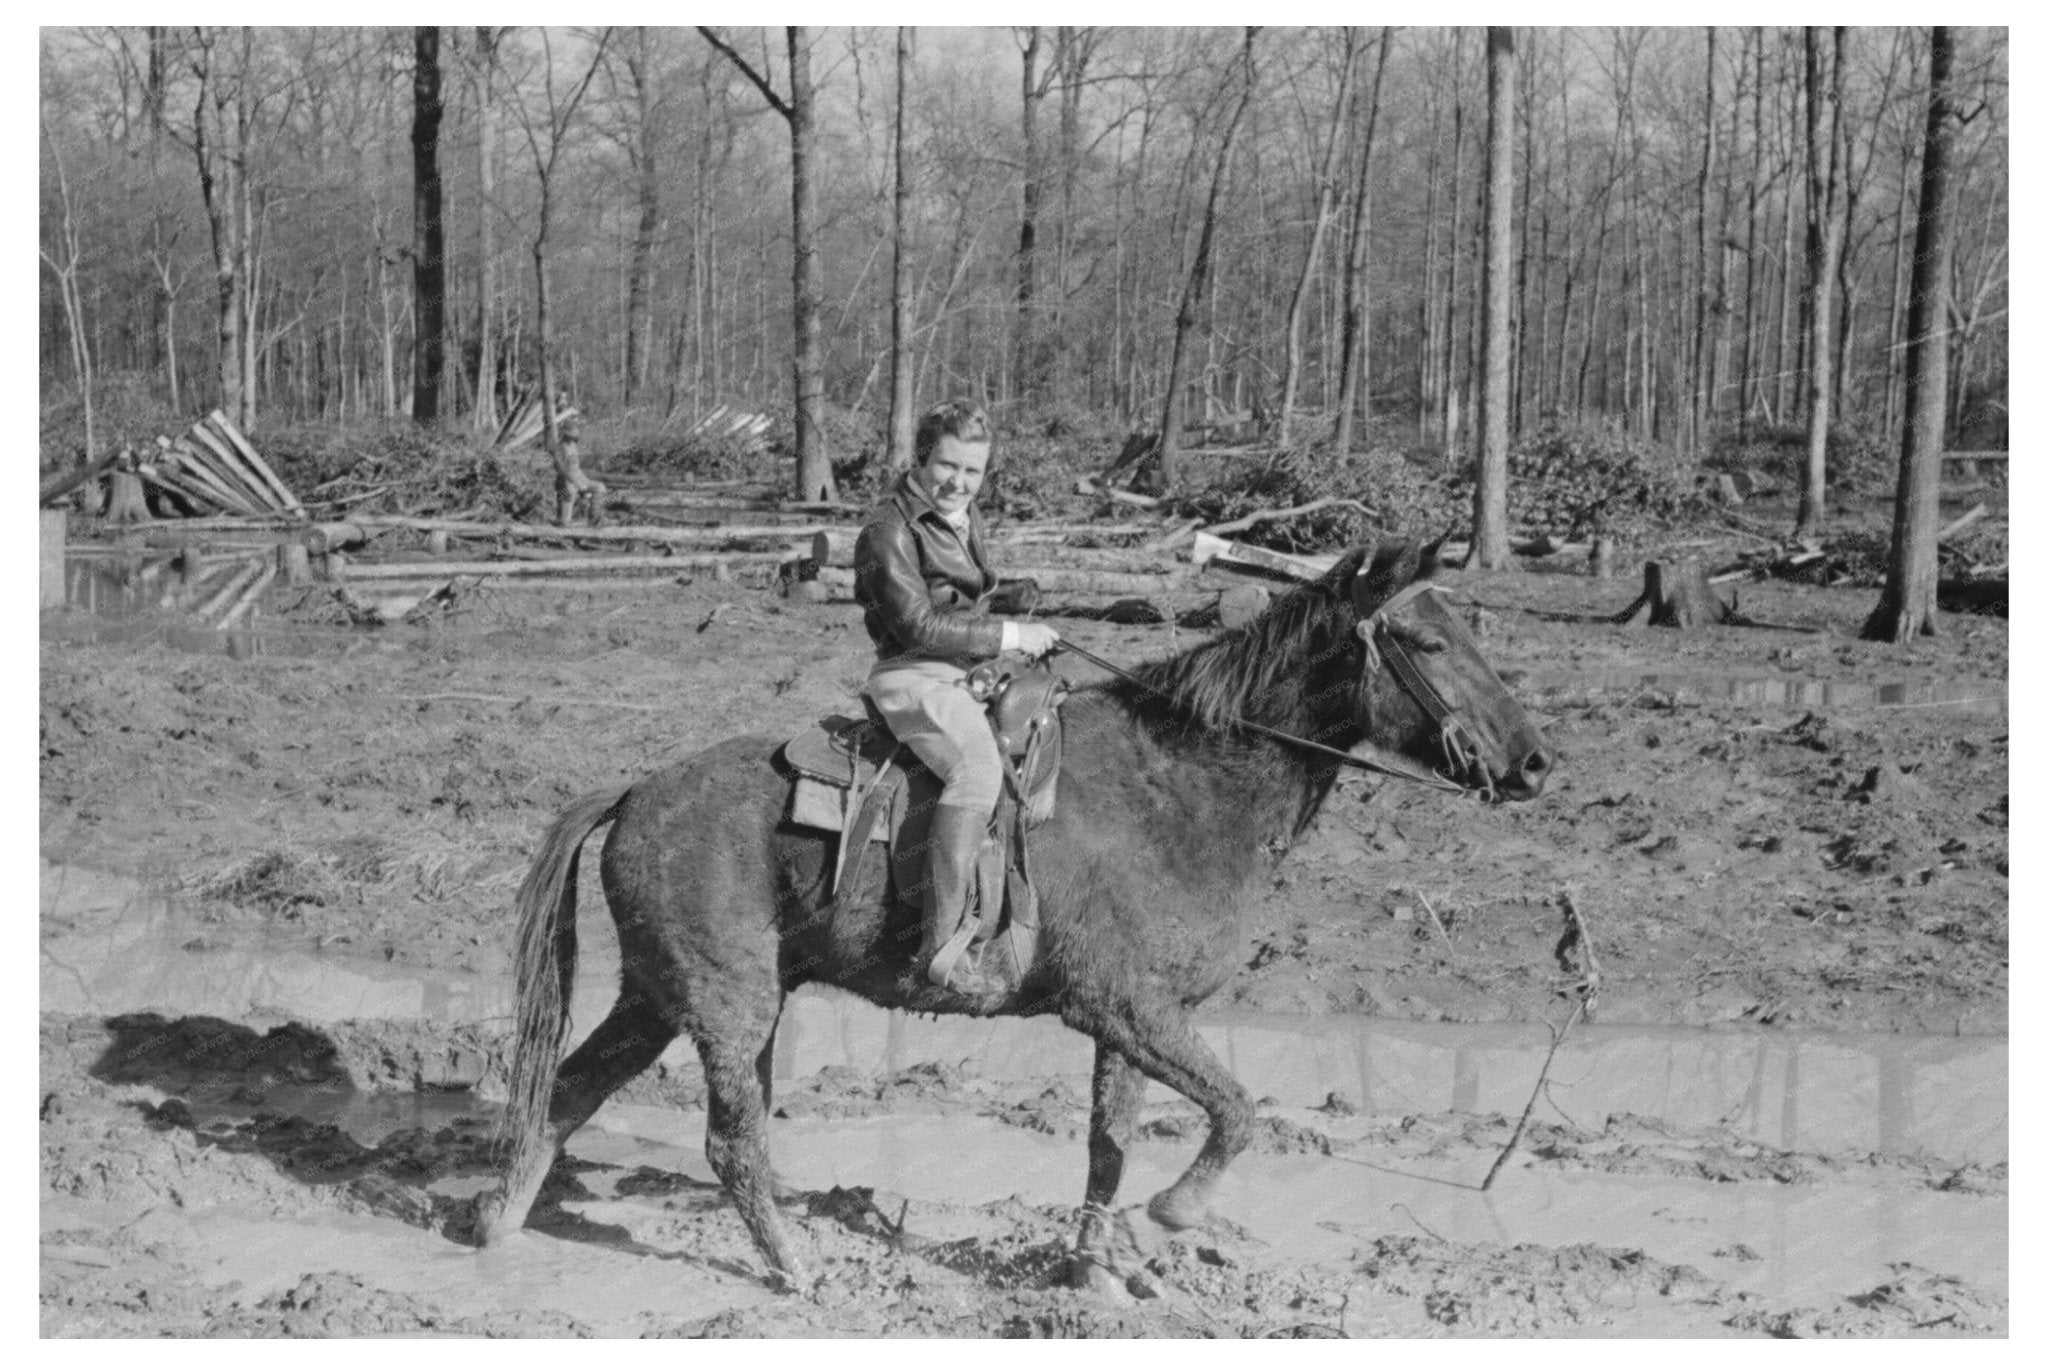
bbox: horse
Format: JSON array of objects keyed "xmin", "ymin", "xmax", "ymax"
[{"xmin": 473, "ymin": 535, "xmax": 1552, "ymax": 1292}]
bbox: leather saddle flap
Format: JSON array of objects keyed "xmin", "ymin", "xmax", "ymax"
[{"xmin": 781, "ymin": 714, "xmax": 900, "ymax": 787}]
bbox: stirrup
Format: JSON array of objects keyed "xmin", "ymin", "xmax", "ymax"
[{"xmin": 927, "ymin": 922, "xmax": 1000, "ymax": 994}]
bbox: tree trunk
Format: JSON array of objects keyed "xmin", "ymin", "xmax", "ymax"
[
  {"xmin": 1689, "ymin": 25, "xmax": 1717, "ymax": 453},
  {"xmin": 1796, "ymin": 27, "xmax": 1847, "ymax": 536},
  {"xmin": 1469, "ymin": 27, "xmax": 1515, "ymax": 570},
  {"xmin": 1332, "ymin": 30, "xmax": 1392, "ymax": 455},
  {"xmin": 472, "ymin": 27, "xmax": 499, "ymax": 431},
  {"xmin": 623, "ymin": 27, "xmax": 659, "ymax": 407},
  {"xmin": 1738, "ymin": 27, "xmax": 1764, "ymax": 439},
  {"xmin": 886, "ymin": 27, "xmax": 917, "ymax": 471},
  {"xmin": 787, "ymin": 27, "xmax": 834, "ymax": 501},
  {"xmin": 411, "ymin": 26, "xmax": 446, "ymax": 425},
  {"xmin": 1015, "ymin": 26, "xmax": 1044, "ymax": 406},
  {"xmin": 1156, "ymin": 29, "xmax": 1257, "ymax": 491},
  {"xmin": 1863, "ymin": 28, "xmax": 1955, "ymax": 643},
  {"xmin": 1442, "ymin": 30, "xmax": 1467, "ymax": 455},
  {"xmin": 1277, "ymin": 27, "xmax": 1358, "ymax": 450}
]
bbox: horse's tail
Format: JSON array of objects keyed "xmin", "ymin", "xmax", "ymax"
[{"xmin": 499, "ymin": 784, "xmax": 632, "ymax": 1181}]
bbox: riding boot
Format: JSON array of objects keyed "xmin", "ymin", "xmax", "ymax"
[{"xmin": 921, "ymin": 804, "xmax": 997, "ymax": 993}]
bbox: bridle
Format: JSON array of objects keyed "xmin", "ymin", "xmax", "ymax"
[
  {"xmin": 1354, "ymin": 581, "xmax": 1499, "ymax": 800},
  {"xmin": 1054, "ymin": 578, "xmax": 1490, "ymax": 795}
]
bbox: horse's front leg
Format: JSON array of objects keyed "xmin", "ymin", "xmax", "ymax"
[
  {"xmin": 1069, "ymin": 998, "xmax": 1253, "ymax": 1235},
  {"xmin": 1071, "ymin": 1041, "xmax": 1148, "ymax": 1292}
]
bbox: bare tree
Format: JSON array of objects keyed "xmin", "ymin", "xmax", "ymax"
[
  {"xmin": 1863, "ymin": 27, "xmax": 1958, "ymax": 643},
  {"xmin": 469, "ymin": 26, "xmax": 505, "ymax": 431},
  {"xmin": 498, "ymin": 27, "xmax": 613, "ymax": 520},
  {"xmin": 39, "ymin": 112, "xmax": 95, "ymax": 469},
  {"xmin": 411, "ymin": 25, "xmax": 446, "ymax": 425},
  {"xmin": 1155, "ymin": 28, "xmax": 1257, "ymax": 490},
  {"xmin": 1274, "ymin": 28, "xmax": 1358, "ymax": 450},
  {"xmin": 886, "ymin": 27, "xmax": 917, "ymax": 471},
  {"xmin": 1332, "ymin": 29, "xmax": 1393, "ymax": 455},
  {"xmin": 1795, "ymin": 26, "xmax": 1848, "ymax": 536},
  {"xmin": 698, "ymin": 26, "xmax": 835, "ymax": 501},
  {"xmin": 1469, "ymin": 26, "xmax": 1515, "ymax": 569}
]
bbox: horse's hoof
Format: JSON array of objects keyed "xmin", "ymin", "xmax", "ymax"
[
  {"xmin": 1145, "ymin": 1186, "xmax": 1207, "ymax": 1233},
  {"xmin": 1068, "ymin": 1256, "xmax": 1135, "ymax": 1302}
]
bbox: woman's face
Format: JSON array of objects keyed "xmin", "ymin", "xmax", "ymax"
[{"xmin": 915, "ymin": 435, "xmax": 990, "ymax": 515}]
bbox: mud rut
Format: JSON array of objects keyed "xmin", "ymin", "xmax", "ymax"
[{"xmin": 41, "ymin": 560, "xmax": 2007, "ymax": 1337}]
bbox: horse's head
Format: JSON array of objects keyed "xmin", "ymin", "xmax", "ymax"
[{"xmin": 1343, "ymin": 538, "xmax": 1552, "ymax": 801}]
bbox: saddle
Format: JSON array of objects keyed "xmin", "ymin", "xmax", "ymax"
[{"xmin": 776, "ymin": 660, "xmax": 1070, "ymax": 985}]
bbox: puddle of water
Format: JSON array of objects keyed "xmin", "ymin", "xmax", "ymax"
[
  {"xmin": 45, "ymin": 553, "xmax": 357, "ymax": 659},
  {"xmin": 573, "ymin": 1103, "xmax": 2006, "ymax": 1314},
  {"xmin": 1523, "ymin": 670, "xmax": 2004, "ymax": 715},
  {"xmin": 45, "ymin": 865, "xmax": 2006, "ymax": 1166}
]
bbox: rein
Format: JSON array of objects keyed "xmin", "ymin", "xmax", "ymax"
[{"xmin": 1052, "ymin": 584, "xmax": 1466, "ymax": 794}]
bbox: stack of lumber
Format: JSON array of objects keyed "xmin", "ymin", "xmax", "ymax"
[
  {"xmin": 137, "ymin": 411, "xmax": 305, "ymax": 520},
  {"xmin": 494, "ymin": 393, "xmax": 579, "ymax": 451},
  {"xmin": 681, "ymin": 405, "xmax": 773, "ymax": 445}
]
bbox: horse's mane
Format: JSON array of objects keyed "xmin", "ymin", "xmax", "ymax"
[{"xmin": 1116, "ymin": 537, "xmax": 1431, "ymax": 732}]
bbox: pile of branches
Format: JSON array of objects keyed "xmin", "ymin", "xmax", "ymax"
[
  {"xmin": 1475, "ymin": 425, "xmax": 1701, "ymax": 545},
  {"xmin": 1163, "ymin": 447, "xmax": 1463, "ymax": 554},
  {"xmin": 260, "ymin": 424, "xmax": 549, "ymax": 521}
]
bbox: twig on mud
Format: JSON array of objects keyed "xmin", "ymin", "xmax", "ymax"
[
  {"xmin": 398, "ymin": 692, "xmax": 675, "ymax": 712},
  {"xmin": 1481, "ymin": 887, "xmax": 1603, "ymax": 1193},
  {"xmin": 1416, "ymin": 892, "xmax": 1456, "ymax": 955},
  {"xmin": 1391, "ymin": 1202, "xmax": 1448, "ymax": 1242}
]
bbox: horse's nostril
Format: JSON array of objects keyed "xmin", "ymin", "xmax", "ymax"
[{"xmin": 1523, "ymin": 749, "xmax": 1550, "ymax": 774}]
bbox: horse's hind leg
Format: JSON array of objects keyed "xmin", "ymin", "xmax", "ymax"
[
  {"xmin": 695, "ymin": 1004, "xmax": 806, "ymax": 1288},
  {"xmin": 485, "ymin": 989, "xmax": 679, "ymax": 1240},
  {"xmin": 1070, "ymin": 1001, "xmax": 1253, "ymax": 1233}
]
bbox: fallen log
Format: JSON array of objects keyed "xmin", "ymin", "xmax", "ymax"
[
  {"xmin": 302, "ymin": 522, "xmax": 371, "ymax": 555},
  {"xmin": 1075, "ymin": 477, "xmax": 1161, "ymax": 509},
  {"xmin": 39, "ymin": 448, "xmax": 122, "ymax": 507},
  {"xmin": 356, "ymin": 514, "xmax": 833, "ymax": 553},
  {"xmin": 806, "ymin": 563, "xmax": 1199, "ymax": 596},
  {"xmin": 185, "ymin": 422, "xmax": 281, "ymax": 512},
  {"xmin": 136, "ymin": 462, "xmax": 224, "ymax": 516},
  {"xmin": 1201, "ymin": 497, "xmax": 1369, "ymax": 538},
  {"xmin": 334, "ymin": 550, "xmax": 793, "ymax": 580},
  {"xmin": 1188, "ymin": 531, "xmax": 1337, "ymax": 582},
  {"xmin": 161, "ymin": 436, "xmax": 268, "ymax": 516},
  {"xmin": 1938, "ymin": 502, "xmax": 1990, "ymax": 543},
  {"xmin": 205, "ymin": 409, "xmax": 305, "ymax": 517}
]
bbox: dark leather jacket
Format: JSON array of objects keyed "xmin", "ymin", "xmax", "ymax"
[{"xmin": 855, "ymin": 471, "xmax": 1004, "ymax": 665}]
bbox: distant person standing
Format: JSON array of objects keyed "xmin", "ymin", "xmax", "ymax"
[{"xmin": 853, "ymin": 401, "xmax": 1058, "ymax": 994}]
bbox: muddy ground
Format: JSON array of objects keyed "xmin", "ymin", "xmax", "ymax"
[{"xmin": 39, "ymin": 500, "xmax": 2007, "ymax": 1337}]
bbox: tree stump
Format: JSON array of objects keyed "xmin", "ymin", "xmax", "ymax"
[
  {"xmin": 1217, "ymin": 584, "xmax": 1271, "ymax": 629},
  {"xmin": 1634, "ymin": 559, "xmax": 1730, "ymax": 627},
  {"xmin": 104, "ymin": 470, "xmax": 151, "ymax": 526}
]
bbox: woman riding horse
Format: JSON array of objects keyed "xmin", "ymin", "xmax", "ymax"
[{"xmin": 853, "ymin": 400, "xmax": 1060, "ymax": 996}]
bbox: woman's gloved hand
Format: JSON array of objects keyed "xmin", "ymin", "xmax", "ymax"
[{"xmin": 1013, "ymin": 622, "xmax": 1061, "ymax": 660}]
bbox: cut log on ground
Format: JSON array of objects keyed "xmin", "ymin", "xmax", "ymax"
[
  {"xmin": 1610, "ymin": 559, "xmax": 1733, "ymax": 627},
  {"xmin": 334, "ymin": 551, "xmax": 796, "ymax": 580},
  {"xmin": 1201, "ymin": 497, "xmax": 1370, "ymax": 538},
  {"xmin": 302, "ymin": 522, "xmax": 371, "ymax": 556},
  {"xmin": 1188, "ymin": 531, "xmax": 1338, "ymax": 582},
  {"xmin": 40, "ymin": 449, "xmax": 122, "ymax": 507},
  {"xmin": 1938, "ymin": 502, "xmax": 1990, "ymax": 543},
  {"xmin": 205, "ymin": 409, "xmax": 305, "ymax": 517}
]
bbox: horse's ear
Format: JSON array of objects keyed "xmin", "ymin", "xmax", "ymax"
[
  {"xmin": 1419, "ymin": 530, "xmax": 1451, "ymax": 578},
  {"xmin": 1345, "ymin": 535, "xmax": 1381, "ymax": 611}
]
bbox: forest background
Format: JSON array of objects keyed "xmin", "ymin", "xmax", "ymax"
[{"xmin": 36, "ymin": 26, "xmax": 2008, "ymax": 558}]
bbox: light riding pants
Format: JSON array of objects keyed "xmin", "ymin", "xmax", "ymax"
[{"xmin": 864, "ymin": 659, "xmax": 1004, "ymax": 816}]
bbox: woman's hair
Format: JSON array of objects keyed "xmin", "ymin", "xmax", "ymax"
[{"xmin": 913, "ymin": 400, "xmax": 995, "ymax": 467}]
